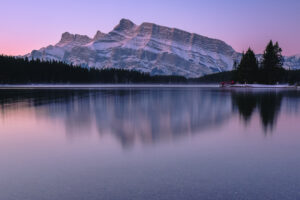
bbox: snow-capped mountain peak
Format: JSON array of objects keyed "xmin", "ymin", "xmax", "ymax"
[
  {"xmin": 56, "ymin": 32, "xmax": 92, "ymax": 47},
  {"xmin": 114, "ymin": 19, "xmax": 137, "ymax": 31},
  {"xmin": 26, "ymin": 19, "xmax": 300, "ymax": 77},
  {"xmin": 93, "ymin": 31, "xmax": 106, "ymax": 41}
]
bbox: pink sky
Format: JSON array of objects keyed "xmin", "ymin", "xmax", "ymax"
[{"xmin": 1, "ymin": 0, "xmax": 300, "ymax": 56}]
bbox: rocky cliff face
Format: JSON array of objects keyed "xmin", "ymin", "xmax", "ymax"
[{"xmin": 26, "ymin": 19, "xmax": 300, "ymax": 77}]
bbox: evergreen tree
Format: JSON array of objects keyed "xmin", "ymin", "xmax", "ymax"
[
  {"xmin": 261, "ymin": 40, "xmax": 285, "ymax": 84},
  {"xmin": 233, "ymin": 60, "xmax": 238, "ymax": 70},
  {"xmin": 232, "ymin": 60, "xmax": 238, "ymax": 82},
  {"xmin": 237, "ymin": 48, "xmax": 258, "ymax": 83}
]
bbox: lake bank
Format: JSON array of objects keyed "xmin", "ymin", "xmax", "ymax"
[
  {"xmin": 0, "ymin": 84, "xmax": 299, "ymax": 90},
  {"xmin": 0, "ymin": 84, "xmax": 220, "ymax": 89},
  {"xmin": 224, "ymin": 84, "xmax": 299, "ymax": 89}
]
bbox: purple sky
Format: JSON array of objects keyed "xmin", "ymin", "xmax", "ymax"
[{"xmin": 1, "ymin": 0, "xmax": 300, "ymax": 56}]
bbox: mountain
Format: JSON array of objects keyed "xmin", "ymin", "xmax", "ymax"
[
  {"xmin": 284, "ymin": 55, "xmax": 300, "ymax": 70},
  {"xmin": 26, "ymin": 19, "xmax": 300, "ymax": 78}
]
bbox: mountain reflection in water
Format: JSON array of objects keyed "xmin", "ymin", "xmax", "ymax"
[{"xmin": 0, "ymin": 88, "xmax": 300, "ymax": 146}]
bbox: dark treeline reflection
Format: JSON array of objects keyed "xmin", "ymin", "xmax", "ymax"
[
  {"xmin": 232, "ymin": 90, "xmax": 300, "ymax": 133},
  {"xmin": 1, "ymin": 88, "xmax": 300, "ymax": 146}
]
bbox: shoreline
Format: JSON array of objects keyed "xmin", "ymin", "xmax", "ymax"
[
  {"xmin": 224, "ymin": 84, "xmax": 298, "ymax": 89},
  {"xmin": 0, "ymin": 84, "xmax": 219, "ymax": 89},
  {"xmin": 0, "ymin": 84, "xmax": 298, "ymax": 90}
]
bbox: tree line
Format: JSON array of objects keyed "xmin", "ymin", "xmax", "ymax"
[
  {"xmin": 235, "ymin": 40, "xmax": 285, "ymax": 84},
  {"xmin": 197, "ymin": 41, "xmax": 300, "ymax": 84},
  {"xmin": 0, "ymin": 56, "xmax": 187, "ymax": 84}
]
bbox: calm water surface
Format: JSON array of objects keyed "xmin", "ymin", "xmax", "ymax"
[{"xmin": 1, "ymin": 87, "xmax": 300, "ymax": 200}]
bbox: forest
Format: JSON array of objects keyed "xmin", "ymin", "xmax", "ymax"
[{"xmin": 0, "ymin": 55, "xmax": 187, "ymax": 84}]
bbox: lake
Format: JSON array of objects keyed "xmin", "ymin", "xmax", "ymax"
[{"xmin": 1, "ymin": 86, "xmax": 300, "ymax": 200}]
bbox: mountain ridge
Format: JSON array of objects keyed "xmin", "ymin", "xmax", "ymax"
[{"xmin": 26, "ymin": 19, "xmax": 300, "ymax": 77}]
